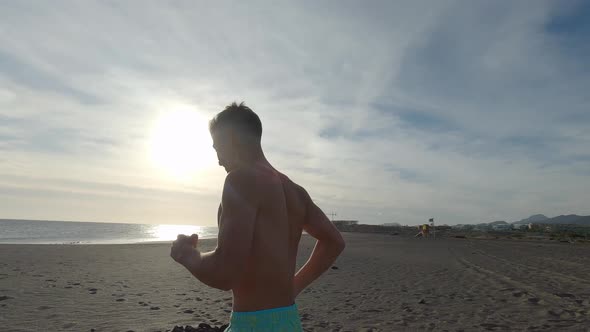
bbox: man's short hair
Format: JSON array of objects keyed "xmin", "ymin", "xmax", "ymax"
[{"xmin": 209, "ymin": 102, "xmax": 262, "ymax": 143}]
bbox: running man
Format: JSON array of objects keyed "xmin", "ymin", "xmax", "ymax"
[{"xmin": 170, "ymin": 102, "xmax": 346, "ymax": 331}]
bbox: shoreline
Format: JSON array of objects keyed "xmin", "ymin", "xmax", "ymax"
[
  {"xmin": 0, "ymin": 237, "xmax": 220, "ymax": 246},
  {"xmin": 0, "ymin": 233, "xmax": 314, "ymax": 246}
]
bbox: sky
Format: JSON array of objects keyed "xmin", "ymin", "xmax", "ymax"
[{"xmin": 1, "ymin": 1, "xmax": 589, "ymax": 226}]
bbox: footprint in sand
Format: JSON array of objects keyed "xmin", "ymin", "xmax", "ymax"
[
  {"xmin": 116, "ymin": 298, "xmax": 126, "ymax": 302},
  {"xmin": 183, "ymin": 309, "xmax": 194, "ymax": 314},
  {"xmin": 512, "ymin": 291, "xmax": 527, "ymax": 297},
  {"xmin": 527, "ymin": 297, "xmax": 541, "ymax": 304},
  {"xmin": 0, "ymin": 296, "xmax": 14, "ymax": 301},
  {"xmin": 548, "ymin": 309, "xmax": 564, "ymax": 317},
  {"xmin": 300, "ymin": 313, "xmax": 311, "ymax": 321},
  {"xmin": 480, "ymin": 323, "xmax": 509, "ymax": 330}
]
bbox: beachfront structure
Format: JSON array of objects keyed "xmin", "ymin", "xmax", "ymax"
[
  {"xmin": 332, "ymin": 220, "xmax": 358, "ymax": 227},
  {"xmin": 492, "ymin": 224, "xmax": 513, "ymax": 231}
]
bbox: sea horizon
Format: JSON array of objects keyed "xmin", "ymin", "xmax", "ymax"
[{"xmin": 0, "ymin": 219, "xmax": 218, "ymax": 245}]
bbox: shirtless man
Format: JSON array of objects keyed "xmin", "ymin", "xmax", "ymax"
[{"xmin": 170, "ymin": 102, "xmax": 346, "ymax": 331}]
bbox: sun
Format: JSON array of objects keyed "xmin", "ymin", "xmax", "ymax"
[{"xmin": 149, "ymin": 106, "xmax": 216, "ymax": 179}]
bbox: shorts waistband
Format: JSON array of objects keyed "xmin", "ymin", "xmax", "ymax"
[{"xmin": 231, "ymin": 303, "xmax": 298, "ymax": 317}]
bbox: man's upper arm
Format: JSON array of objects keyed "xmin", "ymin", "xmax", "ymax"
[
  {"xmin": 216, "ymin": 169, "xmax": 258, "ymax": 279},
  {"xmin": 302, "ymin": 190, "xmax": 345, "ymax": 245}
]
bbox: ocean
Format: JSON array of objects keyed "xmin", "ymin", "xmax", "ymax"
[{"xmin": 0, "ymin": 219, "xmax": 218, "ymax": 244}]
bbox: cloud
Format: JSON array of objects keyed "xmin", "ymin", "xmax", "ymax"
[{"xmin": 1, "ymin": 1, "xmax": 589, "ymax": 225}]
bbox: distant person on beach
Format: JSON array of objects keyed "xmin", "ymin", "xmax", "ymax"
[
  {"xmin": 414, "ymin": 224, "xmax": 430, "ymax": 238},
  {"xmin": 170, "ymin": 102, "xmax": 346, "ymax": 331},
  {"xmin": 422, "ymin": 224, "xmax": 430, "ymax": 238}
]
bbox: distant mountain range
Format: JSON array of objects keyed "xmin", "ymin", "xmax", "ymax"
[
  {"xmin": 513, "ymin": 214, "xmax": 549, "ymax": 224},
  {"xmin": 512, "ymin": 214, "xmax": 590, "ymax": 226}
]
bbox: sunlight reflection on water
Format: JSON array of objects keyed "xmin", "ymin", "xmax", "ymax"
[{"xmin": 149, "ymin": 224, "xmax": 208, "ymax": 241}]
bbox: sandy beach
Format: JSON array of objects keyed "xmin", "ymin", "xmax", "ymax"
[{"xmin": 1, "ymin": 233, "xmax": 589, "ymax": 331}]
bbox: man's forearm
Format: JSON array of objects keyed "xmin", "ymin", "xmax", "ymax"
[
  {"xmin": 184, "ymin": 250, "xmax": 232, "ymax": 291},
  {"xmin": 293, "ymin": 240, "xmax": 344, "ymax": 296}
]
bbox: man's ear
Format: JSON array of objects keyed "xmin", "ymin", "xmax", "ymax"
[
  {"xmin": 229, "ymin": 128, "xmax": 237, "ymax": 145},
  {"xmin": 229, "ymin": 128, "xmax": 242, "ymax": 151}
]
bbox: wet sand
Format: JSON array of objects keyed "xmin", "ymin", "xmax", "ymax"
[{"xmin": 1, "ymin": 233, "xmax": 589, "ymax": 331}]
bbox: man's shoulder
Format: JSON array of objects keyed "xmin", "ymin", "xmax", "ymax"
[
  {"xmin": 222, "ymin": 168, "xmax": 259, "ymax": 208},
  {"xmin": 225, "ymin": 166, "xmax": 310, "ymax": 200},
  {"xmin": 224, "ymin": 167, "xmax": 256, "ymax": 190},
  {"xmin": 223, "ymin": 165, "xmax": 270, "ymax": 198},
  {"xmin": 225, "ymin": 165, "xmax": 263, "ymax": 184},
  {"xmin": 226, "ymin": 164, "xmax": 286, "ymax": 185}
]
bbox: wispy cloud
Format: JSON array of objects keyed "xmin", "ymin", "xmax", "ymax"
[{"xmin": 1, "ymin": 1, "xmax": 589, "ymax": 225}]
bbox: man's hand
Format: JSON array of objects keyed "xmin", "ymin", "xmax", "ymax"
[{"xmin": 170, "ymin": 234, "xmax": 200, "ymax": 270}]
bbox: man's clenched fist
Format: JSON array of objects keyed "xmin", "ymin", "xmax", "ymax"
[{"xmin": 170, "ymin": 233, "xmax": 199, "ymax": 268}]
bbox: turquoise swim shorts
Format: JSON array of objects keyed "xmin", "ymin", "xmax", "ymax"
[{"xmin": 224, "ymin": 303, "xmax": 303, "ymax": 332}]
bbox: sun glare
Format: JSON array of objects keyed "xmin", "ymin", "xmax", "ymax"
[
  {"xmin": 149, "ymin": 106, "xmax": 216, "ymax": 179},
  {"xmin": 150, "ymin": 224, "xmax": 204, "ymax": 241}
]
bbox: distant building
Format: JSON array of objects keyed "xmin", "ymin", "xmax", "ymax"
[
  {"xmin": 492, "ymin": 224, "xmax": 512, "ymax": 231},
  {"xmin": 332, "ymin": 220, "xmax": 358, "ymax": 227},
  {"xmin": 474, "ymin": 224, "xmax": 489, "ymax": 231}
]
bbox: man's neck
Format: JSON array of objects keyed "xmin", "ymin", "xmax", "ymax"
[{"xmin": 237, "ymin": 150, "xmax": 270, "ymax": 168}]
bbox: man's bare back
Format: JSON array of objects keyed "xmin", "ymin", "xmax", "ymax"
[{"xmin": 225, "ymin": 163, "xmax": 307, "ymax": 311}]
